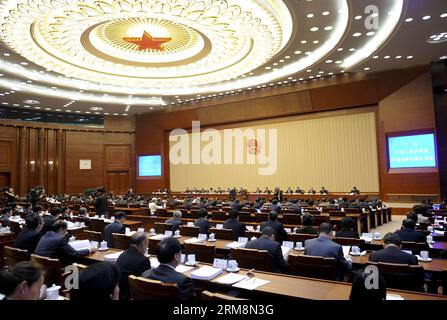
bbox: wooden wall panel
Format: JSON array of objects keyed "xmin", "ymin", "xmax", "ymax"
[
  {"xmin": 0, "ymin": 142, "xmax": 12, "ymax": 171},
  {"xmin": 105, "ymin": 145, "xmax": 131, "ymax": 171}
]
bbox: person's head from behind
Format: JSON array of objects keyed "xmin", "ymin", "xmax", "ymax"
[
  {"xmin": 130, "ymin": 232, "xmax": 148, "ymax": 255},
  {"xmin": 50, "ymin": 220, "xmax": 68, "ymax": 235},
  {"xmin": 70, "ymin": 262, "xmax": 120, "ymax": 300},
  {"xmin": 383, "ymin": 232, "xmax": 402, "ymax": 249},
  {"xmin": 79, "ymin": 207, "xmax": 88, "ymax": 216},
  {"xmin": 172, "ymin": 210, "xmax": 182, "ymax": 219},
  {"xmin": 50, "ymin": 207, "xmax": 61, "ymax": 217},
  {"xmin": 198, "ymin": 208, "xmax": 208, "ymax": 219},
  {"xmin": 114, "ymin": 211, "xmax": 126, "ymax": 222},
  {"xmin": 229, "ymin": 209, "xmax": 239, "ymax": 220},
  {"xmin": 156, "ymin": 237, "xmax": 182, "ymax": 267},
  {"xmin": 301, "ymin": 213, "xmax": 314, "ymax": 227},
  {"xmin": 319, "ymin": 223, "xmax": 333, "ymax": 238},
  {"xmin": 261, "ymin": 226, "xmax": 276, "ymax": 241},
  {"xmin": 2, "ymin": 207, "xmax": 12, "ymax": 217},
  {"xmin": 32, "ymin": 205, "xmax": 42, "ymax": 214},
  {"xmin": 340, "ymin": 217, "xmax": 355, "ymax": 231},
  {"xmin": 271, "ymin": 199, "xmax": 278, "ymax": 205},
  {"xmin": 407, "ymin": 212, "xmax": 418, "ymax": 224},
  {"xmin": 349, "ymin": 269, "xmax": 386, "ymax": 301},
  {"xmin": 0, "ymin": 262, "xmax": 44, "ymax": 300},
  {"xmin": 413, "ymin": 204, "xmax": 428, "ymax": 217},
  {"xmin": 268, "ymin": 211, "xmax": 278, "ymax": 222},
  {"xmin": 25, "ymin": 214, "xmax": 43, "ymax": 232},
  {"xmin": 402, "ymin": 218, "xmax": 416, "ymax": 230}
]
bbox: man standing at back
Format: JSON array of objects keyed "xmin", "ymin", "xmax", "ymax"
[
  {"xmin": 304, "ymin": 223, "xmax": 352, "ymax": 280},
  {"xmin": 93, "ymin": 187, "xmax": 109, "ymax": 218}
]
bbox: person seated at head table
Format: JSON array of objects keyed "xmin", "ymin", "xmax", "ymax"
[
  {"xmin": 368, "ymin": 232, "xmax": 418, "ymax": 265},
  {"xmin": 41, "ymin": 207, "xmax": 61, "ymax": 235},
  {"xmin": 285, "ymin": 187, "xmax": 293, "ymax": 195},
  {"xmin": 261, "ymin": 211, "xmax": 287, "ymax": 243},
  {"xmin": 14, "ymin": 213, "xmax": 43, "ymax": 254},
  {"xmin": 319, "ymin": 187, "xmax": 328, "ymax": 195},
  {"xmin": 116, "ymin": 232, "xmax": 151, "ymax": 300},
  {"xmin": 0, "ymin": 206, "xmax": 13, "ymax": 227},
  {"xmin": 223, "ymin": 209, "xmax": 247, "ymax": 240},
  {"xmin": 142, "ymin": 237, "xmax": 196, "ymax": 300},
  {"xmin": 350, "ymin": 186, "xmax": 360, "ymax": 195},
  {"xmin": 349, "ymin": 269, "xmax": 386, "ymax": 301},
  {"xmin": 70, "ymin": 262, "xmax": 120, "ymax": 300},
  {"xmin": 245, "ymin": 227, "xmax": 289, "ymax": 273},
  {"xmin": 35, "ymin": 220, "xmax": 96, "ymax": 266},
  {"xmin": 396, "ymin": 218, "xmax": 427, "ymax": 243},
  {"xmin": 295, "ymin": 213, "xmax": 319, "ymax": 235},
  {"xmin": 194, "ymin": 208, "xmax": 211, "ymax": 235},
  {"xmin": 165, "ymin": 210, "xmax": 183, "ymax": 232},
  {"xmin": 304, "ymin": 223, "xmax": 352, "ymax": 280},
  {"xmin": 308, "ymin": 188, "xmax": 316, "ymax": 195},
  {"xmin": 335, "ymin": 216, "xmax": 360, "ymax": 239},
  {"xmin": 0, "ymin": 261, "xmax": 44, "ymax": 300},
  {"xmin": 102, "ymin": 211, "xmax": 126, "ymax": 248}
]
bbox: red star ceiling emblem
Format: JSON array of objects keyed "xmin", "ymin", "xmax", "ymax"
[{"xmin": 123, "ymin": 31, "xmax": 171, "ymax": 51}]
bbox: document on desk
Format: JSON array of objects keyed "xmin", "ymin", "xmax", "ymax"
[
  {"xmin": 175, "ymin": 265, "xmax": 195, "ymax": 273},
  {"xmin": 215, "ymin": 273, "xmax": 247, "ymax": 285},
  {"xmin": 232, "ymin": 278, "xmax": 270, "ymax": 290},
  {"xmin": 184, "ymin": 237, "xmax": 205, "ymax": 244},
  {"xmin": 342, "ymin": 246, "xmax": 350, "ymax": 259},
  {"xmin": 104, "ymin": 251, "xmax": 122, "ymax": 262},
  {"xmin": 149, "ymin": 234, "xmax": 165, "ymax": 240},
  {"xmin": 225, "ymin": 241, "xmax": 246, "ymax": 249},
  {"xmin": 69, "ymin": 240, "xmax": 91, "ymax": 252},
  {"xmin": 386, "ymin": 294, "xmax": 404, "ymax": 300}
]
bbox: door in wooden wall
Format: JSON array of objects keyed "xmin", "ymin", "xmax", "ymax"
[
  {"xmin": 106, "ymin": 171, "xmax": 130, "ymax": 195},
  {"xmin": 104, "ymin": 144, "xmax": 132, "ymax": 195},
  {"xmin": 0, "ymin": 173, "xmax": 10, "ymax": 187}
]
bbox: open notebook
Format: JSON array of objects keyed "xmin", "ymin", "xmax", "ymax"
[{"xmin": 69, "ymin": 240, "xmax": 91, "ymax": 252}]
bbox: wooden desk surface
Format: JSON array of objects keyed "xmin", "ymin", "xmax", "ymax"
[{"xmin": 84, "ymin": 249, "xmax": 446, "ymax": 301}]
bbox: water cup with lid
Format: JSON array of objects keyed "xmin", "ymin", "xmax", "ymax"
[
  {"xmin": 256, "ymin": 225, "xmax": 261, "ymax": 232},
  {"xmin": 427, "ymin": 235, "xmax": 434, "ymax": 243},
  {"xmin": 149, "ymin": 228, "xmax": 156, "ymax": 235},
  {"xmin": 125, "ymin": 227, "xmax": 131, "ymax": 234},
  {"xmin": 174, "ymin": 229, "xmax": 180, "ymax": 237},
  {"xmin": 351, "ymin": 246, "xmax": 360, "ymax": 254},
  {"xmin": 374, "ymin": 232, "xmax": 381, "ymax": 240},
  {"xmin": 227, "ymin": 260, "xmax": 238, "ymax": 271},
  {"xmin": 296, "ymin": 242, "xmax": 303, "ymax": 249},
  {"xmin": 46, "ymin": 284, "xmax": 61, "ymax": 300},
  {"xmin": 420, "ymin": 251, "xmax": 429, "ymax": 260},
  {"xmin": 69, "ymin": 236, "xmax": 76, "ymax": 242},
  {"xmin": 187, "ymin": 254, "xmax": 196, "ymax": 265},
  {"xmin": 427, "ymin": 226, "xmax": 434, "ymax": 232},
  {"xmin": 100, "ymin": 240, "xmax": 108, "ymax": 249},
  {"xmin": 209, "ymin": 233, "xmax": 215, "ymax": 241}
]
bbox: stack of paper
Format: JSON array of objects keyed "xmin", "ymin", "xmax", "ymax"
[
  {"xmin": 149, "ymin": 234, "xmax": 165, "ymax": 240},
  {"xmin": 69, "ymin": 240, "xmax": 91, "ymax": 252},
  {"xmin": 184, "ymin": 237, "xmax": 205, "ymax": 244},
  {"xmin": 225, "ymin": 241, "xmax": 246, "ymax": 249},
  {"xmin": 232, "ymin": 278, "xmax": 270, "ymax": 290},
  {"xmin": 126, "ymin": 231, "xmax": 137, "ymax": 236},
  {"xmin": 281, "ymin": 246, "xmax": 292, "ymax": 259},
  {"xmin": 215, "ymin": 273, "xmax": 247, "ymax": 285},
  {"xmin": 190, "ymin": 266, "xmax": 223, "ymax": 280},
  {"xmin": 175, "ymin": 265, "xmax": 195, "ymax": 273},
  {"xmin": 104, "ymin": 251, "xmax": 122, "ymax": 262},
  {"xmin": 342, "ymin": 246, "xmax": 350, "ymax": 259},
  {"xmin": 434, "ymin": 230, "xmax": 445, "ymax": 235},
  {"xmin": 386, "ymin": 294, "xmax": 404, "ymax": 300}
]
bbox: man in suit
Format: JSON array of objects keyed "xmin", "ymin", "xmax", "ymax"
[
  {"xmin": 165, "ymin": 210, "xmax": 182, "ymax": 232},
  {"xmin": 142, "ymin": 237, "xmax": 196, "ymax": 300},
  {"xmin": 35, "ymin": 220, "xmax": 96, "ymax": 266},
  {"xmin": 14, "ymin": 213, "xmax": 43, "ymax": 254},
  {"xmin": 261, "ymin": 211, "xmax": 287, "ymax": 243},
  {"xmin": 304, "ymin": 223, "xmax": 352, "ymax": 279},
  {"xmin": 103, "ymin": 211, "xmax": 126, "ymax": 248},
  {"xmin": 41, "ymin": 207, "xmax": 60, "ymax": 235},
  {"xmin": 94, "ymin": 187, "xmax": 109, "ymax": 218},
  {"xmin": 336, "ymin": 217, "xmax": 360, "ymax": 239},
  {"xmin": 268, "ymin": 199, "xmax": 282, "ymax": 213},
  {"xmin": 369, "ymin": 232, "xmax": 418, "ymax": 265},
  {"xmin": 194, "ymin": 208, "xmax": 211, "ymax": 234},
  {"xmin": 295, "ymin": 213, "xmax": 318, "ymax": 235},
  {"xmin": 245, "ymin": 227, "xmax": 288, "ymax": 273},
  {"xmin": 0, "ymin": 207, "xmax": 12, "ymax": 227},
  {"xmin": 78, "ymin": 207, "xmax": 91, "ymax": 228},
  {"xmin": 116, "ymin": 232, "xmax": 151, "ymax": 300},
  {"xmin": 396, "ymin": 218, "xmax": 427, "ymax": 243},
  {"xmin": 223, "ymin": 209, "xmax": 247, "ymax": 240}
]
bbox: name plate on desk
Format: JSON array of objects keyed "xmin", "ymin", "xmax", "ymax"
[{"xmin": 213, "ymin": 258, "xmax": 227, "ymax": 269}]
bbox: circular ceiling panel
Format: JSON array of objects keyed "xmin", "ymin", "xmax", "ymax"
[{"xmin": 0, "ymin": 0, "xmax": 293, "ymax": 87}]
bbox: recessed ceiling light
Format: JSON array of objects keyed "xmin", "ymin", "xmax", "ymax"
[
  {"xmin": 337, "ymin": 48, "xmax": 344, "ymax": 51},
  {"xmin": 24, "ymin": 105, "xmax": 30, "ymax": 108},
  {"xmin": 395, "ymin": 56, "xmax": 402, "ymax": 59},
  {"xmin": 325, "ymin": 60, "xmax": 333, "ymax": 63},
  {"xmin": 366, "ymin": 31, "xmax": 375, "ymax": 36},
  {"xmin": 322, "ymin": 11, "xmax": 330, "ymax": 16},
  {"xmin": 372, "ymin": 56, "xmax": 379, "ymax": 59},
  {"xmin": 90, "ymin": 107, "xmax": 103, "ymax": 111},
  {"xmin": 306, "ymin": 69, "xmax": 312, "ymax": 73},
  {"xmin": 440, "ymin": 56, "xmax": 447, "ymax": 60},
  {"xmin": 310, "ymin": 27, "xmax": 319, "ymax": 32},
  {"xmin": 335, "ymin": 60, "xmax": 343, "ymax": 64},
  {"xmin": 407, "ymin": 55, "xmax": 414, "ymax": 59},
  {"xmin": 422, "ymin": 16, "xmax": 431, "ymax": 20},
  {"xmin": 364, "ymin": 67, "xmax": 370, "ymax": 71},
  {"xmin": 20, "ymin": 62, "xmax": 28, "ymax": 66},
  {"xmin": 301, "ymin": 40, "xmax": 307, "ymax": 44},
  {"xmin": 306, "ymin": 14, "xmax": 314, "ymax": 18},
  {"xmin": 294, "ymin": 50, "xmax": 302, "ymax": 54},
  {"xmin": 3, "ymin": 53, "xmax": 10, "ymax": 57},
  {"xmin": 324, "ymin": 26, "xmax": 333, "ymax": 31},
  {"xmin": 384, "ymin": 55, "xmax": 391, "ymax": 59},
  {"xmin": 305, "ymin": 51, "xmax": 312, "ymax": 55},
  {"xmin": 349, "ymin": 48, "xmax": 356, "ymax": 52},
  {"xmin": 265, "ymin": 66, "xmax": 271, "ymax": 70},
  {"xmin": 405, "ymin": 18, "xmax": 413, "ymax": 22},
  {"xmin": 354, "ymin": 15, "xmax": 362, "ymax": 20},
  {"xmin": 441, "ymin": 13, "xmax": 447, "ymax": 18},
  {"xmin": 353, "ymin": 32, "xmax": 362, "ymax": 37},
  {"xmin": 313, "ymin": 40, "xmax": 319, "ymax": 44},
  {"xmin": 13, "ymin": 104, "xmax": 19, "ymax": 107},
  {"xmin": 0, "ymin": 74, "xmax": 3, "ymax": 77}
]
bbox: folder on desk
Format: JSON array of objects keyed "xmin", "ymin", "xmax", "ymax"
[{"xmin": 190, "ymin": 266, "xmax": 223, "ymax": 280}]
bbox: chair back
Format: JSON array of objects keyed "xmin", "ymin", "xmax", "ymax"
[
  {"xmin": 184, "ymin": 243, "xmax": 216, "ymax": 263},
  {"xmin": 401, "ymin": 241, "xmax": 430, "ymax": 253},
  {"xmin": 211, "ymin": 211, "xmax": 227, "ymax": 221},
  {"xmin": 231, "ymin": 248, "xmax": 270, "ymax": 272},
  {"xmin": 83, "ymin": 230, "xmax": 102, "ymax": 242},
  {"xmin": 201, "ymin": 291, "xmax": 247, "ymax": 300},
  {"xmin": 238, "ymin": 212, "xmax": 252, "ymax": 223},
  {"xmin": 128, "ymin": 275, "xmax": 180, "ymax": 300},
  {"xmin": 179, "ymin": 226, "xmax": 200, "ymax": 237},
  {"xmin": 333, "ymin": 237, "xmax": 366, "ymax": 250},
  {"xmin": 190, "ymin": 210, "xmax": 200, "ymax": 220},
  {"xmin": 288, "ymin": 255, "xmax": 338, "ymax": 280},
  {"xmin": 4, "ymin": 246, "xmax": 30, "ymax": 268},
  {"xmin": 442, "ymin": 270, "xmax": 447, "ymax": 295},
  {"xmin": 245, "ymin": 231, "xmax": 262, "ymax": 239},
  {"xmin": 111, "ymin": 233, "xmax": 131, "ymax": 250},
  {"xmin": 312, "ymin": 215, "xmax": 331, "ymax": 225},
  {"xmin": 367, "ymin": 261, "xmax": 425, "ymax": 292},
  {"xmin": 287, "ymin": 233, "xmax": 318, "ymax": 243},
  {"xmin": 254, "ymin": 213, "xmax": 269, "ymax": 223},
  {"xmin": 154, "ymin": 222, "xmax": 173, "ymax": 234},
  {"xmin": 329, "ymin": 211, "xmax": 346, "ymax": 217},
  {"xmin": 209, "ymin": 228, "xmax": 234, "ymax": 240},
  {"xmin": 30, "ymin": 254, "xmax": 63, "ymax": 287},
  {"xmin": 148, "ymin": 238, "xmax": 161, "ymax": 255},
  {"xmin": 282, "ymin": 214, "xmax": 301, "ymax": 226},
  {"xmin": 155, "ymin": 208, "xmax": 169, "ymax": 217},
  {"xmin": 89, "ymin": 219, "xmax": 106, "ymax": 232}
]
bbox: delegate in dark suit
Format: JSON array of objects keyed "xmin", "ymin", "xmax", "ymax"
[
  {"xmin": 34, "ymin": 231, "xmax": 90, "ymax": 266},
  {"xmin": 116, "ymin": 246, "xmax": 151, "ymax": 300},
  {"xmin": 335, "ymin": 230, "xmax": 360, "ymax": 239},
  {"xmin": 41, "ymin": 215, "xmax": 56, "ymax": 235},
  {"xmin": 14, "ymin": 228, "xmax": 42, "ymax": 254},
  {"xmin": 223, "ymin": 218, "xmax": 247, "ymax": 240},
  {"xmin": 245, "ymin": 235, "xmax": 288, "ymax": 273},
  {"xmin": 142, "ymin": 264, "xmax": 195, "ymax": 300},
  {"xmin": 103, "ymin": 221, "xmax": 126, "ymax": 248},
  {"xmin": 94, "ymin": 194, "xmax": 109, "ymax": 217},
  {"xmin": 304, "ymin": 235, "xmax": 352, "ymax": 278},
  {"xmin": 194, "ymin": 218, "xmax": 211, "ymax": 234},
  {"xmin": 368, "ymin": 246, "xmax": 418, "ymax": 265},
  {"xmin": 295, "ymin": 226, "xmax": 318, "ymax": 235},
  {"xmin": 165, "ymin": 217, "xmax": 182, "ymax": 232},
  {"xmin": 261, "ymin": 220, "xmax": 287, "ymax": 243},
  {"xmin": 395, "ymin": 228, "xmax": 426, "ymax": 243}
]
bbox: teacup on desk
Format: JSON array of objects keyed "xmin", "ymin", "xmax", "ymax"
[
  {"xmin": 351, "ymin": 246, "xmax": 360, "ymax": 254},
  {"xmin": 227, "ymin": 260, "xmax": 238, "ymax": 271},
  {"xmin": 427, "ymin": 235, "xmax": 434, "ymax": 243},
  {"xmin": 187, "ymin": 254, "xmax": 196, "ymax": 265},
  {"xmin": 90, "ymin": 241, "xmax": 99, "ymax": 248},
  {"xmin": 125, "ymin": 227, "xmax": 131, "ymax": 234},
  {"xmin": 174, "ymin": 230, "xmax": 180, "ymax": 237},
  {"xmin": 80, "ymin": 222, "xmax": 86, "ymax": 227},
  {"xmin": 209, "ymin": 233, "xmax": 215, "ymax": 241},
  {"xmin": 149, "ymin": 228, "xmax": 156, "ymax": 235},
  {"xmin": 69, "ymin": 236, "xmax": 76, "ymax": 242},
  {"xmin": 427, "ymin": 226, "xmax": 434, "ymax": 232},
  {"xmin": 295, "ymin": 242, "xmax": 303, "ymax": 249},
  {"xmin": 256, "ymin": 225, "xmax": 261, "ymax": 232},
  {"xmin": 373, "ymin": 232, "xmax": 381, "ymax": 240},
  {"xmin": 46, "ymin": 284, "xmax": 61, "ymax": 300},
  {"xmin": 421, "ymin": 250, "xmax": 429, "ymax": 260},
  {"xmin": 74, "ymin": 222, "xmax": 80, "ymax": 227},
  {"xmin": 100, "ymin": 241, "xmax": 108, "ymax": 249}
]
